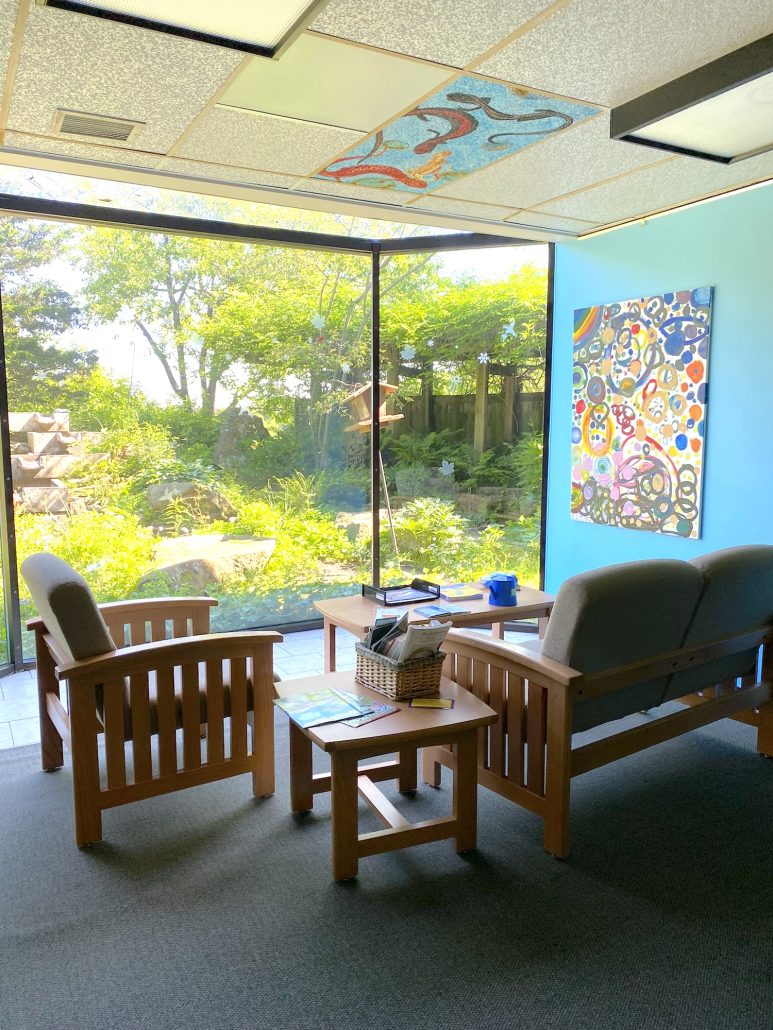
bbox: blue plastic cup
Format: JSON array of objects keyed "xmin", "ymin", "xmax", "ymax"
[{"xmin": 487, "ymin": 573, "xmax": 517, "ymax": 606}]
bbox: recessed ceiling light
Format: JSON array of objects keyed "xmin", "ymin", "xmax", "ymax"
[
  {"xmin": 38, "ymin": 0, "xmax": 331, "ymax": 58},
  {"xmin": 611, "ymin": 34, "xmax": 773, "ymax": 163}
]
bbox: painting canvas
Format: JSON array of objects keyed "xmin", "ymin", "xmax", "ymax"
[
  {"xmin": 316, "ymin": 74, "xmax": 597, "ymax": 194},
  {"xmin": 571, "ymin": 287, "xmax": 713, "ymax": 538}
]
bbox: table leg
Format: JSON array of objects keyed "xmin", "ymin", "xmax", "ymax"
[
  {"xmin": 422, "ymin": 745, "xmax": 442, "ymax": 787},
  {"xmin": 331, "ymin": 751, "xmax": 359, "ymax": 881},
  {"xmin": 398, "ymin": 748, "xmax": 417, "ymax": 793},
  {"xmin": 323, "ymin": 617, "xmax": 336, "ymax": 673},
  {"xmin": 453, "ymin": 730, "xmax": 478, "ymax": 854},
  {"xmin": 289, "ymin": 722, "xmax": 314, "ymax": 813}
]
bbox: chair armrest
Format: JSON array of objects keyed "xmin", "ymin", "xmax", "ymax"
[
  {"xmin": 444, "ymin": 629, "xmax": 583, "ymax": 689},
  {"xmin": 55, "ymin": 631, "xmax": 283, "ymax": 686}
]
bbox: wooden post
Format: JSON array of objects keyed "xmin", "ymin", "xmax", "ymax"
[
  {"xmin": 474, "ymin": 362, "xmax": 489, "ymax": 455},
  {"xmin": 419, "ymin": 365, "xmax": 433, "ymax": 434},
  {"xmin": 502, "ymin": 375, "xmax": 516, "ymax": 443}
]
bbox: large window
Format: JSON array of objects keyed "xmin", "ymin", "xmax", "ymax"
[
  {"xmin": 0, "ymin": 188, "xmax": 549, "ymax": 668},
  {"xmin": 377, "ymin": 247, "xmax": 547, "ymax": 590}
]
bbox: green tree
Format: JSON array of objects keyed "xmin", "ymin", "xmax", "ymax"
[{"xmin": 0, "ymin": 219, "xmax": 91, "ymax": 411}]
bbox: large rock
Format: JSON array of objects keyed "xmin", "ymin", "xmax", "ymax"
[
  {"xmin": 139, "ymin": 533, "xmax": 276, "ymax": 593},
  {"xmin": 146, "ymin": 481, "xmax": 237, "ymax": 522},
  {"xmin": 213, "ymin": 407, "xmax": 270, "ymax": 468}
]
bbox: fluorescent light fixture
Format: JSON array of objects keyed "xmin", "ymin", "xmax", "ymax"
[
  {"xmin": 611, "ymin": 34, "xmax": 773, "ymax": 164},
  {"xmin": 38, "ymin": 0, "xmax": 331, "ymax": 57}
]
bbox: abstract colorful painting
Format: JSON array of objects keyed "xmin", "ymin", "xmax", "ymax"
[
  {"xmin": 571, "ymin": 288, "xmax": 713, "ymax": 538},
  {"xmin": 316, "ymin": 74, "xmax": 597, "ymax": 193}
]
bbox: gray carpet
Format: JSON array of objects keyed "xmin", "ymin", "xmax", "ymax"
[{"xmin": 1, "ymin": 712, "xmax": 772, "ymax": 1030}]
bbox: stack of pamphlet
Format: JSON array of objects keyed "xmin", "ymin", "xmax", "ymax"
[
  {"xmin": 275, "ymin": 687, "xmax": 396, "ymax": 729},
  {"xmin": 363, "ymin": 611, "xmax": 451, "ymax": 664}
]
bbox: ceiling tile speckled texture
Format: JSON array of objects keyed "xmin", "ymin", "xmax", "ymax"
[
  {"xmin": 537, "ymin": 149, "xmax": 773, "ymax": 223},
  {"xmin": 3, "ymin": 131, "xmax": 164, "ymax": 168},
  {"xmin": 507, "ymin": 209, "xmax": 598, "ymax": 231},
  {"xmin": 177, "ymin": 107, "xmax": 362, "ymax": 176},
  {"xmin": 408, "ymin": 195, "xmax": 516, "ymax": 220},
  {"xmin": 0, "ymin": 1, "xmax": 20, "ymax": 102},
  {"xmin": 158, "ymin": 157, "xmax": 298, "ymax": 190},
  {"xmin": 476, "ymin": 0, "xmax": 773, "ymax": 107},
  {"xmin": 435, "ymin": 113, "xmax": 666, "ymax": 209},
  {"xmin": 8, "ymin": 3, "xmax": 243, "ymax": 152},
  {"xmin": 311, "ymin": 0, "xmax": 555, "ymax": 68}
]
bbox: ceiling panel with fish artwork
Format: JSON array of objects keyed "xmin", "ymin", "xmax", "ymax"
[{"xmin": 315, "ymin": 74, "xmax": 599, "ymax": 194}]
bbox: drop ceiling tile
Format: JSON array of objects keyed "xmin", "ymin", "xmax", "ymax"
[
  {"xmin": 408, "ymin": 195, "xmax": 515, "ymax": 220},
  {"xmin": 507, "ymin": 210, "xmax": 598, "ymax": 231},
  {"xmin": 8, "ymin": 3, "xmax": 243, "ymax": 152},
  {"xmin": 476, "ymin": 0, "xmax": 773, "ymax": 107},
  {"xmin": 158, "ymin": 157, "xmax": 297, "ymax": 190},
  {"xmin": 295, "ymin": 177, "xmax": 417, "ymax": 205},
  {"xmin": 311, "ymin": 0, "xmax": 555, "ymax": 67},
  {"xmin": 537, "ymin": 150, "xmax": 773, "ymax": 224},
  {"xmin": 177, "ymin": 106, "xmax": 362, "ymax": 176},
  {"xmin": 434, "ymin": 113, "xmax": 664, "ymax": 209},
  {"xmin": 3, "ymin": 131, "xmax": 164, "ymax": 168},
  {"xmin": 316, "ymin": 73, "xmax": 597, "ymax": 194},
  {"xmin": 220, "ymin": 34, "xmax": 450, "ymax": 132},
  {"xmin": 0, "ymin": 1, "xmax": 19, "ymax": 92}
]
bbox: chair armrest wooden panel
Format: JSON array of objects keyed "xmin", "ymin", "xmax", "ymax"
[
  {"xmin": 56, "ymin": 631, "xmax": 283, "ymax": 685},
  {"xmin": 444, "ymin": 630, "xmax": 582, "ymax": 689},
  {"xmin": 97, "ymin": 597, "xmax": 218, "ymax": 618}
]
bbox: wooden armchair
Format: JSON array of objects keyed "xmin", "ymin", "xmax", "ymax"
[
  {"xmin": 23, "ymin": 553, "xmax": 281, "ymax": 846},
  {"xmin": 426, "ymin": 547, "xmax": 773, "ymax": 859}
]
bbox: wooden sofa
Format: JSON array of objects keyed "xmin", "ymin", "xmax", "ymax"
[{"xmin": 424, "ymin": 546, "xmax": 773, "ymax": 858}]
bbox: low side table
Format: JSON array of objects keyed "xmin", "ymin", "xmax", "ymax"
[
  {"xmin": 275, "ymin": 671, "xmax": 497, "ymax": 881},
  {"xmin": 314, "ymin": 586, "xmax": 554, "ymax": 673}
]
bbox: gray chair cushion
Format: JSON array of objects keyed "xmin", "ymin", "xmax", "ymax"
[
  {"xmin": 21, "ymin": 553, "xmax": 115, "ymax": 662},
  {"xmin": 542, "ymin": 559, "xmax": 704, "ymax": 732},
  {"xmin": 663, "ymin": 545, "xmax": 773, "ymax": 702}
]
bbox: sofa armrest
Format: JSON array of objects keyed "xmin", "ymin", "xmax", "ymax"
[{"xmin": 444, "ymin": 629, "xmax": 583, "ymax": 690}]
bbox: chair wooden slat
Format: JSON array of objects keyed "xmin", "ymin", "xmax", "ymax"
[
  {"xmin": 526, "ymin": 681, "xmax": 547, "ymax": 796},
  {"xmin": 230, "ymin": 656, "xmax": 248, "ymax": 760},
  {"xmin": 129, "ymin": 619, "xmax": 148, "ymax": 646},
  {"xmin": 172, "ymin": 617, "xmax": 189, "ymax": 638},
  {"xmin": 129, "ymin": 670, "xmax": 152, "ymax": 784},
  {"xmin": 150, "ymin": 618, "xmax": 167, "ymax": 642},
  {"xmin": 488, "ymin": 664, "xmax": 505, "ymax": 776},
  {"xmin": 506, "ymin": 671, "xmax": 525, "ymax": 785},
  {"xmin": 205, "ymin": 659, "xmax": 225, "ymax": 764},
  {"xmin": 155, "ymin": 666, "xmax": 177, "ymax": 777},
  {"xmin": 472, "ymin": 659, "xmax": 488, "ymax": 767},
  {"xmin": 102, "ymin": 677, "xmax": 127, "ymax": 790},
  {"xmin": 181, "ymin": 662, "xmax": 201, "ymax": 770}
]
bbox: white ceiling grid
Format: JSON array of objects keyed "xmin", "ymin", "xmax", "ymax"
[
  {"xmin": 176, "ymin": 106, "xmax": 363, "ymax": 176},
  {"xmin": 8, "ymin": 2, "xmax": 243, "ymax": 151},
  {"xmin": 310, "ymin": 0, "xmax": 558, "ymax": 68},
  {"xmin": 0, "ymin": 0, "xmax": 769, "ymax": 239},
  {"xmin": 477, "ymin": 0, "xmax": 773, "ymax": 106}
]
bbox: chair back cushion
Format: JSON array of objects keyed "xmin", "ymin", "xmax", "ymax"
[
  {"xmin": 542, "ymin": 559, "xmax": 704, "ymax": 731},
  {"xmin": 664, "ymin": 545, "xmax": 773, "ymax": 702},
  {"xmin": 21, "ymin": 554, "xmax": 116, "ymax": 662}
]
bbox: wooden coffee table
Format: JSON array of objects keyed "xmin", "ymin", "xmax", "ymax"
[
  {"xmin": 275, "ymin": 671, "xmax": 497, "ymax": 881},
  {"xmin": 314, "ymin": 585, "xmax": 554, "ymax": 672}
]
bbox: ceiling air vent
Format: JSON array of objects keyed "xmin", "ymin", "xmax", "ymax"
[{"xmin": 51, "ymin": 109, "xmax": 144, "ymax": 143}]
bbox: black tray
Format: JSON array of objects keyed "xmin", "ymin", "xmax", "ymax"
[{"xmin": 361, "ymin": 579, "xmax": 441, "ymax": 606}]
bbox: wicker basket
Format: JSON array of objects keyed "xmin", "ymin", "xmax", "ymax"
[{"xmin": 354, "ymin": 642, "xmax": 445, "ymax": 701}]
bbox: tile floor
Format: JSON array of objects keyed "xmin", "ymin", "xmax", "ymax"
[{"xmin": 0, "ymin": 625, "xmax": 533, "ymax": 751}]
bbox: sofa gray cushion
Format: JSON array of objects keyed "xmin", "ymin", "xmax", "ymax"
[
  {"xmin": 542, "ymin": 559, "xmax": 704, "ymax": 732},
  {"xmin": 21, "ymin": 553, "xmax": 115, "ymax": 662},
  {"xmin": 663, "ymin": 545, "xmax": 773, "ymax": 702}
]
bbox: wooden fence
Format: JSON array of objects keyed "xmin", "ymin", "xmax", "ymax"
[{"xmin": 394, "ymin": 391, "xmax": 544, "ymax": 450}]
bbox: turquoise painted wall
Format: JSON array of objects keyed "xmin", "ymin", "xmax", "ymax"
[{"xmin": 545, "ymin": 182, "xmax": 773, "ymax": 591}]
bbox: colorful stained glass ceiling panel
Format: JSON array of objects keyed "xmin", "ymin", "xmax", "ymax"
[{"xmin": 316, "ymin": 74, "xmax": 598, "ymax": 194}]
